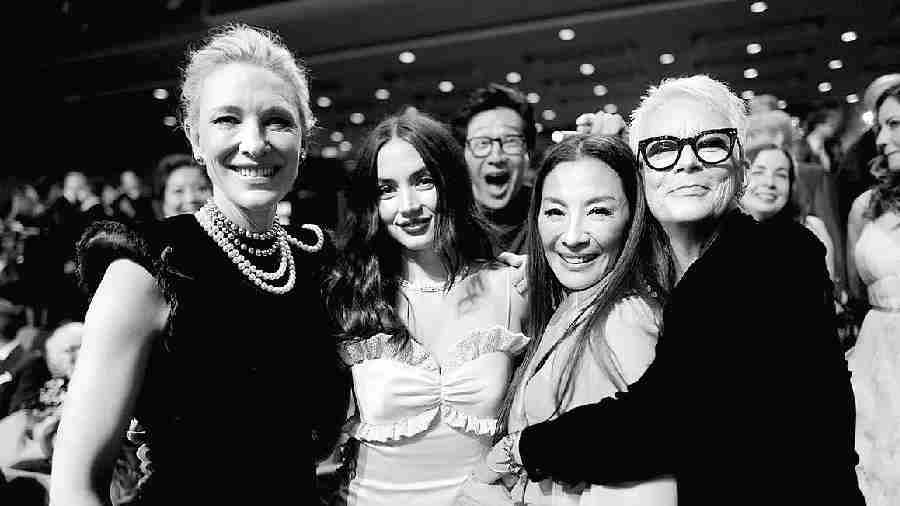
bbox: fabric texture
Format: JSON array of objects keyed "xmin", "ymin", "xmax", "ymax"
[
  {"xmin": 517, "ymin": 210, "xmax": 864, "ymax": 505},
  {"xmin": 847, "ymin": 214, "xmax": 900, "ymax": 506},
  {"xmin": 77, "ymin": 215, "xmax": 349, "ymax": 504}
]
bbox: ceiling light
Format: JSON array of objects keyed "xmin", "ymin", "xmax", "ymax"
[
  {"xmin": 350, "ymin": 112, "xmax": 365, "ymax": 124},
  {"xmin": 750, "ymin": 2, "xmax": 767, "ymax": 13},
  {"xmin": 744, "ymin": 68, "xmax": 759, "ymax": 79},
  {"xmin": 828, "ymin": 59, "xmax": 844, "ymax": 70},
  {"xmin": 152, "ymin": 88, "xmax": 169, "ymax": 100},
  {"xmin": 322, "ymin": 146, "xmax": 339, "ymax": 158},
  {"xmin": 316, "ymin": 96, "xmax": 332, "ymax": 108},
  {"xmin": 579, "ymin": 63, "xmax": 595, "ymax": 76},
  {"xmin": 558, "ymin": 28, "xmax": 575, "ymax": 41},
  {"xmin": 593, "ymin": 84, "xmax": 608, "ymax": 96},
  {"xmin": 374, "ymin": 88, "xmax": 390, "ymax": 100},
  {"xmin": 603, "ymin": 104, "xmax": 618, "ymax": 114},
  {"xmin": 330, "ymin": 131, "xmax": 344, "ymax": 143},
  {"xmin": 398, "ymin": 51, "xmax": 416, "ymax": 64},
  {"xmin": 846, "ymin": 93, "xmax": 859, "ymax": 104},
  {"xmin": 162, "ymin": 115, "xmax": 177, "ymax": 127},
  {"xmin": 438, "ymin": 81, "xmax": 454, "ymax": 93},
  {"xmin": 840, "ymin": 31, "xmax": 857, "ymax": 43},
  {"xmin": 526, "ymin": 92, "xmax": 540, "ymax": 104},
  {"xmin": 542, "ymin": 109, "xmax": 557, "ymax": 121},
  {"xmin": 339, "ymin": 141, "xmax": 353, "ymax": 152},
  {"xmin": 777, "ymin": 100, "xmax": 787, "ymax": 109},
  {"xmin": 506, "ymin": 72, "xmax": 522, "ymax": 84},
  {"xmin": 818, "ymin": 82, "xmax": 832, "ymax": 93},
  {"xmin": 535, "ymin": 123, "xmax": 544, "ymax": 133},
  {"xmin": 741, "ymin": 90, "xmax": 755, "ymax": 99},
  {"xmin": 659, "ymin": 53, "xmax": 675, "ymax": 65},
  {"xmin": 746, "ymin": 42, "xmax": 762, "ymax": 55},
  {"xmin": 862, "ymin": 111, "xmax": 874, "ymax": 125}
]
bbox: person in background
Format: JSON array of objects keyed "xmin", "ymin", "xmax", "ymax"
[
  {"xmin": 844, "ymin": 83, "xmax": 900, "ymax": 506},
  {"xmin": 453, "ymin": 83, "xmax": 537, "ymax": 254},
  {"xmin": 151, "ymin": 153, "xmax": 212, "ymax": 219},
  {"xmin": 473, "ymin": 74, "xmax": 862, "ymax": 505},
  {"xmin": 741, "ymin": 143, "xmax": 836, "ymax": 281},
  {"xmin": 50, "ymin": 23, "xmax": 347, "ymax": 505},
  {"xmin": 113, "ymin": 170, "xmax": 156, "ymax": 223},
  {"xmin": 747, "ymin": 109, "xmax": 845, "ymax": 291},
  {"xmin": 0, "ymin": 299, "xmax": 49, "ymax": 419},
  {"xmin": 837, "ymin": 73, "xmax": 900, "ymax": 232}
]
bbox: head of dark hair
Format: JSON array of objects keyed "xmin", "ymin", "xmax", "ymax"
[
  {"xmin": 744, "ymin": 143, "xmax": 807, "ymax": 223},
  {"xmin": 325, "ymin": 110, "xmax": 496, "ymax": 347},
  {"xmin": 153, "ymin": 153, "xmax": 208, "ymax": 200},
  {"xmin": 452, "ymin": 83, "xmax": 537, "ymax": 151},
  {"xmin": 495, "ymin": 134, "xmax": 671, "ymax": 440}
]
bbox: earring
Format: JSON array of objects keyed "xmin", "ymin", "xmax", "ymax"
[{"xmin": 194, "ymin": 155, "xmax": 204, "ymax": 166}]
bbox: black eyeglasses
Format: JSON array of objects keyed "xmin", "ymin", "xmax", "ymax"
[
  {"xmin": 465, "ymin": 135, "xmax": 526, "ymax": 157},
  {"xmin": 637, "ymin": 128, "xmax": 739, "ymax": 171}
]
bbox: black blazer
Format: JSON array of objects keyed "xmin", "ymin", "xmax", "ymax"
[
  {"xmin": 518, "ymin": 210, "xmax": 863, "ymax": 505},
  {"xmin": 0, "ymin": 345, "xmax": 50, "ymax": 417}
]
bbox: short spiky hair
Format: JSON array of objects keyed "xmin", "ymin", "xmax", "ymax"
[
  {"xmin": 180, "ymin": 23, "xmax": 315, "ymax": 140},
  {"xmin": 629, "ymin": 74, "xmax": 749, "ymax": 156}
]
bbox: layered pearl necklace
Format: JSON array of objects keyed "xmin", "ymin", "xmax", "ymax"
[{"xmin": 196, "ymin": 200, "xmax": 324, "ymax": 295}]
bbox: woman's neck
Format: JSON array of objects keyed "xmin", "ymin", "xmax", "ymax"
[
  {"xmin": 213, "ymin": 194, "xmax": 275, "ymax": 233},
  {"xmin": 662, "ymin": 218, "xmax": 720, "ymax": 283},
  {"xmin": 401, "ymin": 249, "xmax": 448, "ymax": 285}
]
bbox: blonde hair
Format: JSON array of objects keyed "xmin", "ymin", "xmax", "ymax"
[{"xmin": 180, "ymin": 23, "xmax": 315, "ymax": 140}]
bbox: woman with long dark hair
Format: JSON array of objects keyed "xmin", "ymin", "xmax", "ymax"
[
  {"xmin": 326, "ymin": 110, "xmax": 527, "ymax": 505},
  {"xmin": 464, "ymin": 134, "xmax": 673, "ymax": 504}
]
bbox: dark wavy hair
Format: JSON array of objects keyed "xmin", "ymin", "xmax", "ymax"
[
  {"xmin": 868, "ymin": 83, "xmax": 900, "ymax": 219},
  {"xmin": 495, "ymin": 134, "xmax": 670, "ymax": 440},
  {"xmin": 325, "ymin": 110, "xmax": 496, "ymax": 348},
  {"xmin": 745, "ymin": 143, "xmax": 808, "ymax": 223},
  {"xmin": 452, "ymin": 83, "xmax": 537, "ymax": 151}
]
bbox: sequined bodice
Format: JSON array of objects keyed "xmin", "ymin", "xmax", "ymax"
[{"xmin": 855, "ymin": 216, "xmax": 900, "ymax": 310}]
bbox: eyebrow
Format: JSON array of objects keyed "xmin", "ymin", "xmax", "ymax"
[
  {"xmin": 542, "ymin": 195, "xmax": 618, "ymax": 206},
  {"xmin": 377, "ymin": 166, "xmax": 430, "ymax": 183}
]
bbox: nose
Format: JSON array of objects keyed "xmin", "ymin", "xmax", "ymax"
[
  {"xmin": 485, "ymin": 139, "xmax": 506, "ymax": 165},
  {"xmin": 760, "ymin": 172, "xmax": 776, "ymax": 188},
  {"xmin": 238, "ymin": 121, "xmax": 268, "ymax": 158},
  {"xmin": 184, "ymin": 187, "xmax": 202, "ymax": 204},
  {"xmin": 398, "ymin": 186, "xmax": 422, "ymax": 216},
  {"xmin": 673, "ymin": 144, "xmax": 701, "ymax": 173},
  {"xmin": 561, "ymin": 214, "xmax": 588, "ymax": 250},
  {"xmin": 875, "ymin": 123, "xmax": 890, "ymax": 153}
]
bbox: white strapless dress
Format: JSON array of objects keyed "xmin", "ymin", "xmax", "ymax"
[{"xmin": 340, "ymin": 326, "xmax": 528, "ymax": 506}]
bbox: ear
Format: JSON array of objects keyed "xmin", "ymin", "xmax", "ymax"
[{"xmin": 184, "ymin": 125, "xmax": 202, "ymax": 162}]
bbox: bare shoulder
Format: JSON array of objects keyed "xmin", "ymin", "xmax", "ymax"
[{"xmin": 89, "ymin": 258, "xmax": 170, "ymax": 339}]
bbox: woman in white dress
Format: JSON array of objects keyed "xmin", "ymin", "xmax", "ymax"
[
  {"xmin": 463, "ymin": 134, "xmax": 675, "ymax": 505},
  {"xmin": 325, "ymin": 110, "xmax": 528, "ymax": 506},
  {"xmin": 845, "ymin": 83, "xmax": 900, "ymax": 506}
]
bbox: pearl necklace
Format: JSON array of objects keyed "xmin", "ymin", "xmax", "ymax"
[{"xmin": 197, "ymin": 201, "xmax": 324, "ymax": 295}]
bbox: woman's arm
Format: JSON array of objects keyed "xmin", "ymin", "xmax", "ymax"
[
  {"xmin": 845, "ymin": 191, "xmax": 871, "ymax": 301},
  {"xmin": 805, "ymin": 215, "xmax": 836, "ymax": 282},
  {"xmin": 49, "ymin": 259, "xmax": 168, "ymax": 506}
]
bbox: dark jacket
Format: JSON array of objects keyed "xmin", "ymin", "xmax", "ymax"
[
  {"xmin": 518, "ymin": 210, "xmax": 862, "ymax": 505},
  {"xmin": 0, "ymin": 345, "xmax": 50, "ymax": 417}
]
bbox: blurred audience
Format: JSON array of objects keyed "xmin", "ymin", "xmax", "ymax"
[
  {"xmin": 152, "ymin": 153, "xmax": 211, "ymax": 219},
  {"xmin": 0, "ymin": 300, "xmax": 50, "ymax": 419},
  {"xmin": 114, "ymin": 169, "xmax": 156, "ymax": 223}
]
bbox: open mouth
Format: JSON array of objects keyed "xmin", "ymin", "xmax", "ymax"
[
  {"xmin": 484, "ymin": 171, "xmax": 511, "ymax": 186},
  {"xmin": 669, "ymin": 184, "xmax": 709, "ymax": 196},
  {"xmin": 398, "ymin": 216, "xmax": 432, "ymax": 235},
  {"xmin": 559, "ymin": 253, "xmax": 599, "ymax": 265},
  {"xmin": 230, "ymin": 166, "xmax": 279, "ymax": 178}
]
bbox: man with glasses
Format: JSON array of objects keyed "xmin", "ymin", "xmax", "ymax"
[{"xmin": 454, "ymin": 83, "xmax": 536, "ymax": 254}]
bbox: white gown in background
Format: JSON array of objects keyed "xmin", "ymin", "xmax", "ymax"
[{"xmin": 847, "ymin": 214, "xmax": 900, "ymax": 506}]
